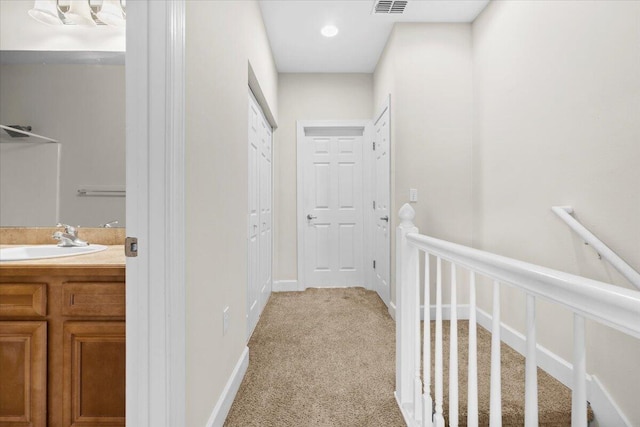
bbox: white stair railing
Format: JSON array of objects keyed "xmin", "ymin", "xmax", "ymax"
[
  {"xmin": 552, "ymin": 206, "xmax": 640, "ymax": 290},
  {"xmin": 395, "ymin": 204, "xmax": 640, "ymax": 427}
]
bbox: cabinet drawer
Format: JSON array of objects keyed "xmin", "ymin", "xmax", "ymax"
[
  {"xmin": 0, "ymin": 283, "xmax": 47, "ymax": 317},
  {"xmin": 62, "ymin": 283, "xmax": 125, "ymax": 317}
]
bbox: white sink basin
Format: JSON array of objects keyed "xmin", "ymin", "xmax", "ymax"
[{"xmin": 0, "ymin": 244, "xmax": 108, "ymax": 262}]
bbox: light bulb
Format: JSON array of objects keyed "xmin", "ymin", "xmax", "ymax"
[
  {"xmin": 28, "ymin": 0, "xmax": 64, "ymax": 26},
  {"xmin": 321, "ymin": 25, "xmax": 339, "ymax": 38}
]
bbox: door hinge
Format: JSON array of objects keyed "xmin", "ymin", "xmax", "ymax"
[
  {"xmin": 373, "ymin": 141, "xmax": 376, "ymax": 150},
  {"xmin": 125, "ymin": 237, "xmax": 138, "ymax": 257},
  {"xmin": 373, "ymin": 260, "xmax": 376, "ymax": 269},
  {"xmin": 373, "ymin": 200, "xmax": 376, "ymax": 210}
]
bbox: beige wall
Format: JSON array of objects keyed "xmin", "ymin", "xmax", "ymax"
[
  {"xmin": 185, "ymin": 1, "xmax": 640, "ymax": 423},
  {"xmin": 373, "ymin": 23, "xmax": 474, "ymax": 306},
  {"xmin": 275, "ymin": 73, "xmax": 373, "ymax": 281},
  {"xmin": 0, "ymin": 64, "xmax": 126, "ymax": 227},
  {"xmin": 185, "ymin": 1, "xmax": 278, "ymax": 425},
  {"xmin": 472, "ymin": 1, "xmax": 640, "ymax": 423}
]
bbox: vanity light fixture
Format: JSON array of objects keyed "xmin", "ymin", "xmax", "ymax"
[
  {"xmin": 28, "ymin": 0, "xmax": 126, "ymax": 27},
  {"xmin": 96, "ymin": 0, "xmax": 126, "ymax": 28},
  {"xmin": 321, "ymin": 25, "xmax": 339, "ymax": 38},
  {"xmin": 28, "ymin": 0, "xmax": 66, "ymax": 25},
  {"xmin": 64, "ymin": 0, "xmax": 96, "ymax": 26}
]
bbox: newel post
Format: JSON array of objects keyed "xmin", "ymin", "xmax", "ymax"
[{"xmin": 396, "ymin": 203, "xmax": 419, "ymax": 407}]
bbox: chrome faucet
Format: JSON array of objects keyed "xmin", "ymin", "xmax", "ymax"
[
  {"xmin": 52, "ymin": 223, "xmax": 89, "ymax": 247},
  {"xmin": 99, "ymin": 220, "xmax": 119, "ymax": 228}
]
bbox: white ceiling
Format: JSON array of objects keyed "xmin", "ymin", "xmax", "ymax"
[{"xmin": 259, "ymin": 0, "xmax": 490, "ymax": 73}]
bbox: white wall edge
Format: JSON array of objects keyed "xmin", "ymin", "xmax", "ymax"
[
  {"xmin": 125, "ymin": 1, "xmax": 186, "ymax": 426},
  {"xmin": 205, "ymin": 346, "xmax": 249, "ymax": 427},
  {"xmin": 272, "ymin": 280, "xmax": 299, "ymax": 292},
  {"xmin": 475, "ymin": 307, "xmax": 630, "ymax": 426}
]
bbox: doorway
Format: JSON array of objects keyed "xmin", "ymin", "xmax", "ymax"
[{"xmin": 296, "ymin": 121, "xmax": 370, "ymax": 288}]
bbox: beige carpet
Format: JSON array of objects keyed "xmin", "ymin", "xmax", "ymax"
[{"xmin": 225, "ymin": 288, "xmax": 589, "ymax": 426}]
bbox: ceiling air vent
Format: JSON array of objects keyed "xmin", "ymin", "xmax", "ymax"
[{"xmin": 373, "ymin": 0, "xmax": 408, "ymax": 14}]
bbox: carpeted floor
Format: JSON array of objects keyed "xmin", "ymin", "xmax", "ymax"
[{"xmin": 225, "ymin": 287, "xmax": 587, "ymax": 426}]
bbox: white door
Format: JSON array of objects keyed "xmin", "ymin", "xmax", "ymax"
[
  {"xmin": 258, "ymin": 117, "xmax": 272, "ymax": 312},
  {"xmin": 373, "ymin": 102, "xmax": 391, "ymax": 305},
  {"xmin": 248, "ymin": 91, "xmax": 272, "ymax": 338},
  {"xmin": 299, "ymin": 125, "xmax": 365, "ymax": 288}
]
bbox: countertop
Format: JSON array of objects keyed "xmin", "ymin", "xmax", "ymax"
[{"xmin": 0, "ymin": 245, "xmax": 126, "ymax": 271}]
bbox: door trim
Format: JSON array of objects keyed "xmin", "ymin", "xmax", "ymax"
[
  {"xmin": 126, "ymin": 1, "xmax": 186, "ymax": 426},
  {"xmin": 296, "ymin": 120, "xmax": 372, "ymax": 290}
]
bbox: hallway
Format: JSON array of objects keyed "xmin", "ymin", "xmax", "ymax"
[{"xmin": 225, "ymin": 288, "xmax": 404, "ymax": 426}]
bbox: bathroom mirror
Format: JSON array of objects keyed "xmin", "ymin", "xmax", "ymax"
[
  {"xmin": 0, "ymin": 0, "xmax": 126, "ymax": 228},
  {"xmin": 0, "ymin": 53, "xmax": 126, "ymax": 228}
]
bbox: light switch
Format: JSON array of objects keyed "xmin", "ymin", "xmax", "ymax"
[{"xmin": 409, "ymin": 188, "xmax": 418, "ymax": 202}]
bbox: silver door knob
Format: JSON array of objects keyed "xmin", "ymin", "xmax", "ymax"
[
  {"xmin": 307, "ymin": 214, "xmax": 317, "ymax": 220},
  {"xmin": 380, "ymin": 216, "xmax": 389, "ymax": 222}
]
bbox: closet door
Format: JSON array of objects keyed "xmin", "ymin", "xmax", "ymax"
[
  {"xmin": 259, "ymin": 122, "xmax": 272, "ymax": 312},
  {"xmin": 247, "ymin": 91, "xmax": 272, "ymax": 339}
]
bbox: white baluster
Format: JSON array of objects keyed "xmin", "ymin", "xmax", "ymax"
[
  {"xmin": 467, "ymin": 272, "xmax": 478, "ymax": 427},
  {"xmin": 490, "ymin": 281, "xmax": 502, "ymax": 427},
  {"xmin": 525, "ymin": 295, "xmax": 538, "ymax": 427},
  {"xmin": 413, "ymin": 245, "xmax": 422, "ymax": 423},
  {"xmin": 424, "ymin": 253, "xmax": 433, "ymax": 426},
  {"xmin": 434, "ymin": 257, "xmax": 445, "ymax": 427},
  {"xmin": 572, "ymin": 314, "xmax": 587, "ymax": 427},
  {"xmin": 449, "ymin": 263, "xmax": 459, "ymax": 427}
]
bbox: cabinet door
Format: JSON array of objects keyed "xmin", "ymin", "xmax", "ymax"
[
  {"xmin": 0, "ymin": 321, "xmax": 47, "ymax": 427},
  {"xmin": 63, "ymin": 322, "xmax": 125, "ymax": 427}
]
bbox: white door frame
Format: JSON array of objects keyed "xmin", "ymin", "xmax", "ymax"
[
  {"xmin": 296, "ymin": 120, "xmax": 372, "ymax": 290},
  {"xmin": 126, "ymin": 2, "xmax": 185, "ymax": 427}
]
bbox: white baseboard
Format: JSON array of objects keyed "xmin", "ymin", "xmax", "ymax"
[
  {"xmin": 272, "ymin": 280, "xmax": 299, "ymax": 292},
  {"xmin": 394, "ymin": 391, "xmax": 420, "ymax": 427},
  {"xmin": 389, "ymin": 301, "xmax": 397, "ymax": 321},
  {"xmin": 475, "ymin": 307, "xmax": 631, "ymax": 427},
  {"xmin": 427, "ymin": 304, "xmax": 470, "ymax": 321},
  {"xmin": 388, "ymin": 302, "xmax": 470, "ymax": 322},
  {"xmin": 475, "ymin": 307, "xmax": 577, "ymax": 388},
  {"xmin": 273, "ymin": 280, "xmax": 376, "ymax": 292},
  {"xmin": 589, "ymin": 375, "xmax": 632, "ymax": 427},
  {"xmin": 205, "ymin": 346, "xmax": 249, "ymax": 427}
]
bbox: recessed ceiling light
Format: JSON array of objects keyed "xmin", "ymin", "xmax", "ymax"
[{"xmin": 321, "ymin": 25, "xmax": 339, "ymax": 38}]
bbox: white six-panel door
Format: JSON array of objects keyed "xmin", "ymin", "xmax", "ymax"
[
  {"xmin": 248, "ymin": 91, "xmax": 272, "ymax": 338},
  {"xmin": 258, "ymin": 114, "xmax": 272, "ymax": 313},
  {"xmin": 373, "ymin": 102, "xmax": 391, "ymax": 305},
  {"xmin": 299, "ymin": 125, "xmax": 365, "ymax": 288}
]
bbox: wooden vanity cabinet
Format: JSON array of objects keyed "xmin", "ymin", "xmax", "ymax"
[{"xmin": 0, "ymin": 267, "xmax": 125, "ymax": 427}]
